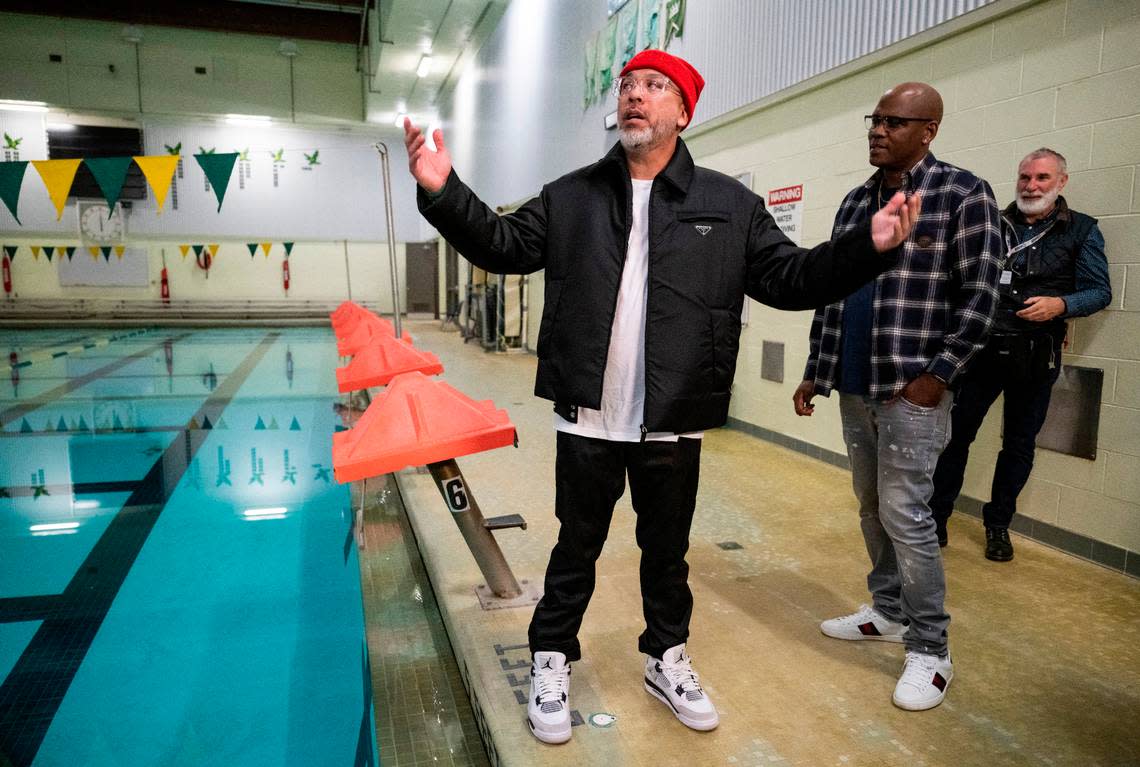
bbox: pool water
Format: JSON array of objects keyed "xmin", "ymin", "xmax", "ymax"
[{"xmin": 0, "ymin": 327, "xmax": 376, "ymax": 766}]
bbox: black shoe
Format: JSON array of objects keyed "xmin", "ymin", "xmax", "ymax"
[
  {"xmin": 935, "ymin": 519, "xmax": 948, "ymax": 548},
  {"xmin": 984, "ymin": 526, "xmax": 1014, "ymax": 562}
]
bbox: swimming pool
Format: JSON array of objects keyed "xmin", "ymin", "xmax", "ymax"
[{"xmin": 0, "ymin": 327, "xmax": 375, "ymax": 766}]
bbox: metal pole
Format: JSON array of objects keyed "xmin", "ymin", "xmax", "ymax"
[
  {"xmin": 374, "ymin": 142, "xmax": 402, "ymax": 338},
  {"xmin": 427, "ymin": 458, "xmax": 522, "ymax": 599},
  {"xmin": 342, "ymin": 240, "xmax": 353, "ymax": 301}
]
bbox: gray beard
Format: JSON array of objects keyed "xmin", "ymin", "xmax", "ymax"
[
  {"xmin": 1016, "ymin": 187, "xmax": 1060, "ymax": 217},
  {"xmin": 619, "ymin": 122, "xmax": 672, "ymax": 153}
]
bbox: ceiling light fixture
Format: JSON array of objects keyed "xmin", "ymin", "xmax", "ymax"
[
  {"xmin": 225, "ymin": 114, "xmax": 272, "ymax": 126},
  {"xmin": 0, "ymin": 99, "xmax": 49, "ymax": 113},
  {"xmin": 416, "ymin": 54, "xmax": 432, "ymax": 78}
]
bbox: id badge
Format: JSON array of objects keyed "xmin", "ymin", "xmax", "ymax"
[{"xmin": 999, "ymin": 270, "xmax": 1013, "ymax": 285}]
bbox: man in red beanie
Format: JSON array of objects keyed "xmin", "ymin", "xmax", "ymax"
[{"xmin": 405, "ymin": 50, "xmax": 920, "ymax": 744}]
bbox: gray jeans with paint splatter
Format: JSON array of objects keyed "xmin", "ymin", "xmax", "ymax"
[{"xmin": 839, "ymin": 391, "xmax": 953, "ymax": 657}]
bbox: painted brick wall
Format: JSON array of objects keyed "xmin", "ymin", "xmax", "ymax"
[{"xmin": 687, "ymin": 0, "xmax": 1140, "ymax": 553}]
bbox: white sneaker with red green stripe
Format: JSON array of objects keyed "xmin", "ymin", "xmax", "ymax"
[
  {"xmin": 893, "ymin": 650, "xmax": 953, "ymax": 710},
  {"xmin": 820, "ymin": 604, "xmax": 907, "ymax": 643}
]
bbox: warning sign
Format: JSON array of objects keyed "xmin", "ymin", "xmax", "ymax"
[{"xmin": 768, "ymin": 184, "xmax": 804, "ymax": 246}]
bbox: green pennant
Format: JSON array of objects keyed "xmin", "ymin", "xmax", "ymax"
[
  {"xmin": 84, "ymin": 157, "xmax": 134, "ymax": 212},
  {"xmin": 254, "ymin": 415, "xmax": 266, "ymax": 430},
  {"xmin": 112, "ymin": 412, "xmax": 123, "ymax": 430},
  {"xmin": 3, "ymin": 245, "xmax": 16, "ymax": 261},
  {"xmin": 194, "ymin": 152, "xmax": 239, "ymax": 212},
  {"xmin": 0, "ymin": 161, "xmax": 29, "ymax": 225},
  {"xmin": 289, "ymin": 416, "xmax": 301, "ymax": 431},
  {"xmin": 201, "ymin": 414, "xmax": 213, "ymax": 430},
  {"xmin": 43, "ymin": 246, "xmax": 54, "ymax": 261},
  {"xmin": 65, "ymin": 246, "xmax": 75, "ymax": 260},
  {"xmin": 192, "ymin": 244, "xmax": 204, "ymax": 257},
  {"xmin": 57, "ymin": 416, "xmax": 68, "ymax": 431},
  {"xmin": 283, "ymin": 242, "xmax": 294, "ymax": 256},
  {"xmin": 19, "ymin": 418, "xmax": 32, "ymax": 433},
  {"xmin": 100, "ymin": 246, "xmax": 112, "ymax": 261},
  {"xmin": 247, "ymin": 243, "xmax": 258, "ymax": 258}
]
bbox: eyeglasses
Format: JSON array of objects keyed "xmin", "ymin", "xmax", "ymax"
[
  {"xmin": 864, "ymin": 114, "xmax": 937, "ymax": 130},
  {"xmin": 612, "ymin": 75, "xmax": 680, "ymax": 99}
]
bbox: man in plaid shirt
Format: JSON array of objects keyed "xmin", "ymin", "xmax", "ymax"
[{"xmin": 793, "ymin": 82, "xmax": 1001, "ymax": 711}]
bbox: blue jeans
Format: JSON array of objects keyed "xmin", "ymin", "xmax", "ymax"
[{"xmin": 839, "ymin": 392, "xmax": 953, "ymax": 656}]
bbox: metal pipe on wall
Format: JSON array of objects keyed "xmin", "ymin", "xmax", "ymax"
[{"xmin": 374, "ymin": 141, "xmax": 402, "ymax": 337}]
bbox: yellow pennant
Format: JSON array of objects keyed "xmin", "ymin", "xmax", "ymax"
[
  {"xmin": 207, "ymin": 243, "xmax": 219, "ymax": 257},
  {"xmin": 31, "ymin": 246, "xmax": 41, "ymax": 260},
  {"xmin": 31, "ymin": 159, "xmax": 83, "ymax": 221},
  {"xmin": 132, "ymin": 155, "xmax": 180, "ymax": 213},
  {"xmin": 179, "ymin": 244, "xmax": 191, "ymax": 259},
  {"xmin": 114, "ymin": 245, "xmax": 125, "ymax": 259},
  {"xmin": 88, "ymin": 246, "xmax": 100, "ymax": 260},
  {"xmin": 260, "ymin": 242, "xmax": 272, "ymax": 257}
]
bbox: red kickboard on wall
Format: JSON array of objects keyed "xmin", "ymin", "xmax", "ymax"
[
  {"xmin": 335, "ymin": 336, "xmax": 443, "ymax": 392},
  {"xmin": 332, "ymin": 371, "xmax": 515, "ymax": 483}
]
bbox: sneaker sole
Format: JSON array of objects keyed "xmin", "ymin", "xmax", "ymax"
[
  {"xmin": 526, "ymin": 717, "xmax": 571, "ymax": 744},
  {"xmin": 820, "ymin": 625, "xmax": 905, "ymax": 643},
  {"xmin": 643, "ymin": 679, "xmax": 719, "ymax": 731}
]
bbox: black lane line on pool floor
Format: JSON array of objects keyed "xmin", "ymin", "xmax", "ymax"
[{"xmin": 0, "ymin": 332, "xmax": 280, "ymax": 767}]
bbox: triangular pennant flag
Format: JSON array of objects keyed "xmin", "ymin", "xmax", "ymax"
[
  {"xmin": 179, "ymin": 244, "xmax": 191, "ymax": 259},
  {"xmin": 268, "ymin": 417, "xmax": 279, "ymax": 430},
  {"xmin": 114, "ymin": 245, "xmax": 125, "ymax": 259},
  {"xmin": 0, "ymin": 161, "xmax": 29, "ymax": 224},
  {"xmin": 83, "ymin": 157, "xmax": 134, "ymax": 211},
  {"xmin": 20, "ymin": 418, "xmax": 33, "ymax": 433},
  {"xmin": 207, "ymin": 244, "xmax": 218, "ymax": 257},
  {"xmin": 289, "ymin": 416, "xmax": 301, "ymax": 431},
  {"xmin": 88, "ymin": 246, "xmax": 100, "ymax": 260},
  {"xmin": 283, "ymin": 242, "xmax": 294, "ymax": 256},
  {"xmin": 77, "ymin": 415, "xmax": 88, "ymax": 430},
  {"xmin": 187, "ymin": 416, "xmax": 199, "ymax": 429},
  {"xmin": 247, "ymin": 243, "xmax": 258, "ymax": 258},
  {"xmin": 192, "ymin": 245, "xmax": 204, "ymax": 257},
  {"xmin": 43, "ymin": 419, "xmax": 54, "ymax": 432},
  {"xmin": 254, "ymin": 415, "xmax": 266, "ymax": 430},
  {"xmin": 31, "ymin": 246, "xmax": 40, "ymax": 260},
  {"xmin": 3, "ymin": 245, "xmax": 16, "ymax": 260},
  {"xmin": 132, "ymin": 155, "xmax": 179, "ymax": 212},
  {"xmin": 201, "ymin": 414, "xmax": 213, "ymax": 430},
  {"xmin": 260, "ymin": 242, "xmax": 272, "ymax": 258},
  {"xmin": 194, "ymin": 152, "xmax": 238, "ymax": 211},
  {"xmin": 112, "ymin": 413, "xmax": 123, "ymax": 430},
  {"xmin": 216, "ymin": 417, "xmax": 228, "ymax": 430},
  {"xmin": 57, "ymin": 416, "xmax": 68, "ymax": 431},
  {"xmin": 65, "ymin": 246, "xmax": 75, "ymax": 260},
  {"xmin": 100, "ymin": 246, "xmax": 112, "ymax": 261},
  {"xmin": 31, "ymin": 159, "xmax": 83, "ymax": 220},
  {"xmin": 43, "ymin": 246, "xmax": 54, "ymax": 261}
]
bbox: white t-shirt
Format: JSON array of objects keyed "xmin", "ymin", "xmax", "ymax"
[{"xmin": 555, "ymin": 178, "xmax": 702, "ymax": 443}]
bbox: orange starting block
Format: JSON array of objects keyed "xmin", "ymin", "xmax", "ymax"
[
  {"xmin": 332, "ymin": 371, "xmax": 516, "ymax": 483},
  {"xmin": 335, "ymin": 334, "xmax": 443, "ymax": 392}
]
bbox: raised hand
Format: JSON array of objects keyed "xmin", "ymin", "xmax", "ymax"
[
  {"xmin": 403, "ymin": 117, "xmax": 452, "ymax": 194},
  {"xmin": 870, "ymin": 191, "xmax": 921, "ymax": 253}
]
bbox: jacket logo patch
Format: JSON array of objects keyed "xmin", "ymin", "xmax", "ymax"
[
  {"xmin": 915, "ymin": 235, "xmax": 934, "ymax": 247},
  {"xmin": 695, "ymin": 225, "xmax": 712, "ymax": 236}
]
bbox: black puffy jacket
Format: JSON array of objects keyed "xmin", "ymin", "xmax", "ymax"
[{"xmin": 418, "ymin": 138, "xmax": 892, "ymax": 434}]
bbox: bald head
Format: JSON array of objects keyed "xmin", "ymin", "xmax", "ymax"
[{"xmin": 883, "ymin": 82, "xmax": 944, "ymax": 122}]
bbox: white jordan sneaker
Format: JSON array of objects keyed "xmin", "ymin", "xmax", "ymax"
[
  {"xmin": 893, "ymin": 650, "xmax": 953, "ymax": 711},
  {"xmin": 526, "ymin": 651, "xmax": 572, "ymax": 744},
  {"xmin": 821, "ymin": 604, "xmax": 908, "ymax": 643},
  {"xmin": 644, "ymin": 644, "xmax": 719, "ymax": 731}
]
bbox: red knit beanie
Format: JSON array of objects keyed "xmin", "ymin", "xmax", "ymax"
[{"xmin": 619, "ymin": 50, "xmax": 705, "ymax": 125}]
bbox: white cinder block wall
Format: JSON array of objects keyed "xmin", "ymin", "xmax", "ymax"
[{"xmin": 686, "ymin": 0, "xmax": 1140, "ymax": 555}]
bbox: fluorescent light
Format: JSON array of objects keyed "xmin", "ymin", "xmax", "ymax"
[
  {"xmin": 394, "ymin": 113, "xmax": 407, "ymax": 128},
  {"xmin": 30, "ymin": 522, "xmax": 81, "ymax": 533},
  {"xmin": 416, "ymin": 54, "xmax": 432, "ymax": 78},
  {"xmin": 243, "ymin": 506, "xmax": 287, "ymax": 519},
  {"xmin": 47, "ymin": 122, "xmax": 77, "ymax": 131},
  {"xmin": 0, "ymin": 99, "xmax": 49, "ymax": 113},
  {"xmin": 225, "ymin": 114, "xmax": 272, "ymax": 126},
  {"xmin": 72, "ymin": 499, "xmax": 101, "ymax": 509}
]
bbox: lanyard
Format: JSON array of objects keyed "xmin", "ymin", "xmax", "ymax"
[{"xmin": 1001, "ymin": 217, "xmax": 1056, "ymax": 270}]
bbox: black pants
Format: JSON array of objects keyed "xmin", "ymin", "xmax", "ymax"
[
  {"xmin": 931, "ymin": 332, "xmax": 1063, "ymax": 530},
  {"xmin": 527, "ymin": 431, "xmax": 702, "ymax": 662}
]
